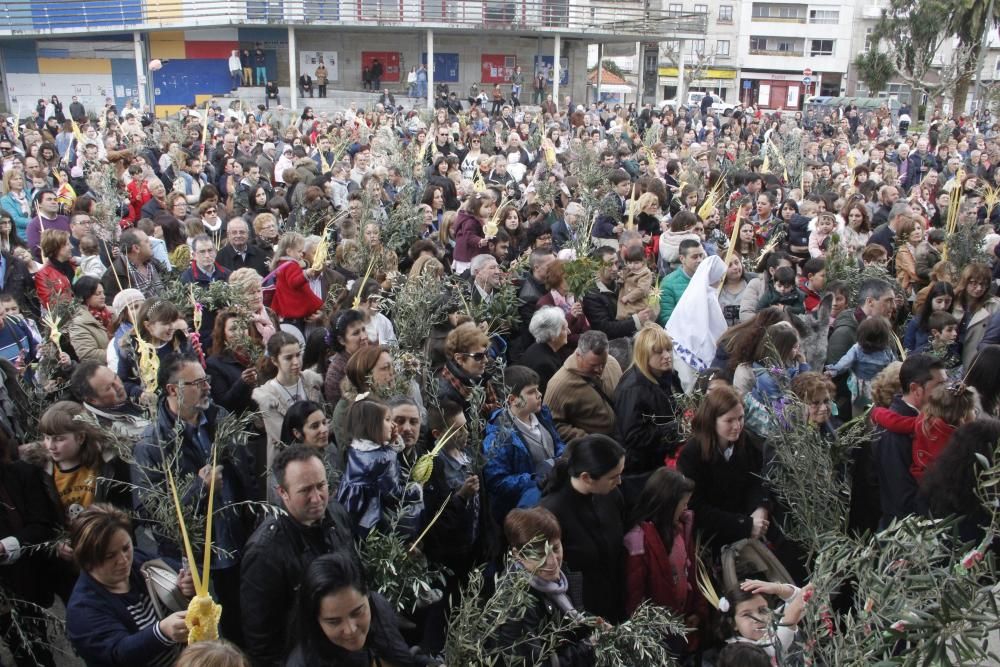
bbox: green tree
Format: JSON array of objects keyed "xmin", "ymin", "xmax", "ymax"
[
  {"xmin": 599, "ymin": 59, "xmax": 626, "ymax": 79},
  {"xmin": 853, "ymin": 49, "xmax": 895, "ymax": 98},
  {"xmin": 876, "ymin": 0, "xmax": 975, "ymax": 122},
  {"xmin": 947, "ymin": 0, "xmax": 1000, "ymax": 113}
]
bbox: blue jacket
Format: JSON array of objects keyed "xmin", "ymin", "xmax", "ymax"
[
  {"xmin": 66, "ymin": 550, "xmax": 181, "ymax": 667},
  {"xmin": 902, "ymin": 316, "xmax": 930, "ymax": 352},
  {"xmin": 482, "ymin": 406, "xmax": 565, "ymax": 523}
]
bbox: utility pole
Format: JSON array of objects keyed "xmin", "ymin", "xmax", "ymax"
[{"xmin": 972, "ymin": 0, "xmax": 996, "ymax": 115}]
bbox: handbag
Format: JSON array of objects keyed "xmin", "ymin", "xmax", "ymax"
[{"xmin": 140, "ymin": 559, "xmax": 189, "ymax": 619}]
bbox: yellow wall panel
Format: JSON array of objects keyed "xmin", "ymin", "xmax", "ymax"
[
  {"xmin": 156, "ymin": 104, "xmax": 186, "ymax": 119},
  {"xmin": 38, "ymin": 58, "xmax": 112, "ymax": 75},
  {"xmin": 149, "ymin": 40, "xmax": 186, "ymax": 60},
  {"xmin": 149, "ymin": 30, "xmax": 186, "ymax": 59}
]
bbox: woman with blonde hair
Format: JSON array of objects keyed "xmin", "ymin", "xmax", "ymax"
[
  {"xmin": 227, "ymin": 267, "xmax": 278, "ymax": 345},
  {"xmin": 613, "ymin": 324, "xmax": 684, "ymax": 474}
]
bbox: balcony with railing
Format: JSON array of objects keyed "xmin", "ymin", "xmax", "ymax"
[{"xmin": 0, "ymin": 0, "xmax": 708, "ymax": 39}]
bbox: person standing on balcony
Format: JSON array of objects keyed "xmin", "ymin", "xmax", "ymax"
[
  {"xmin": 416, "ymin": 63, "xmax": 428, "ymax": 100},
  {"xmin": 229, "ymin": 50, "xmax": 243, "ymax": 91},
  {"xmin": 407, "ymin": 66, "xmax": 417, "ymax": 98},
  {"xmin": 370, "ymin": 59, "xmax": 384, "ymax": 91},
  {"xmin": 533, "ymin": 70, "xmax": 546, "ymax": 105},
  {"xmin": 254, "ymin": 44, "xmax": 267, "ymax": 86},
  {"xmin": 241, "ymin": 49, "xmax": 253, "ymax": 86},
  {"xmin": 315, "ymin": 61, "xmax": 328, "ymax": 98},
  {"xmin": 510, "ymin": 65, "xmax": 524, "ymax": 109}
]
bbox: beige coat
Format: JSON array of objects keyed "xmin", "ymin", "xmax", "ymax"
[
  {"xmin": 544, "ymin": 352, "xmax": 623, "ymax": 442},
  {"xmin": 252, "ymin": 369, "xmax": 324, "ymax": 467},
  {"xmin": 69, "ymin": 310, "xmax": 111, "ymax": 364}
]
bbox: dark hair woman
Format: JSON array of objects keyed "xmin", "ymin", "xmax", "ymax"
[
  {"xmin": 323, "ymin": 309, "xmax": 370, "ymax": 404},
  {"xmin": 286, "ymin": 552, "xmax": 429, "ymax": 666},
  {"xmin": 624, "ymin": 468, "xmax": 704, "ymax": 653},
  {"xmin": 902, "ymin": 281, "xmax": 954, "ymax": 352},
  {"xmin": 966, "ymin": 345, "xmax": 1000, "ymax": 417},
  {"xmin": 117, "ymin": 298, "xmax": 192, "ymax": 404},
  {"xmin": 205, "ymin": 308, "xmax": 259, "ymax": 414},
  {"xmin": 677, "ymin": 386, "xmax": 768, "ymax": 548},
  {"xmin": 68, "ymin": 275, "xmax": 113, "ymax": 363},
  {"xmin": 540, "ymin": 434, "xmax": 627, "ymax": 622},
  {"xmin": 922, "ymin": 418, "xmax": 1000, "ymax": 545}
]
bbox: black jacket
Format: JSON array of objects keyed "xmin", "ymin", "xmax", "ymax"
[
  {"xmin": 677, "ymin": 437, "xmax": 768, "ymax": 548},
  {"xmin": 0, "ymin": 250, "xmax": 39, "ymax": 318},
  {"xmin": 206, "ymin": 351, "xmax": 256, "ymax": 413},
  {"xmin": 217, "ymin": 242, "xmax": 271, "ymax": 277},
  {"xmin": 612, "ymin": 367, "xmax": 682, "ymax": 474},
  {"xmin": 582, "ymin": 286, "xmax": 639, "ymax": 340},
  {"xmin": 515, "ymin": 341, "xmax": 565, "ymax": 395},
  {"xmin": 285, "ymin": 592, "xmax": 426, "ymax": 667},
  {"xmin": 876, "ymin": 395, "xmax": 919, "ymax": 529},
  {"xmin": 539, "ymin": 484, "xmax": 626, "ymax": 622},
  {"xmin": 0, "ymin": 460, "xmax": 64, "ymax": 604},
  {"xmin": 241, "ymin": 506, "xmax": 353, "ymax": 667},
  {"xmin": 491, "ymin": 570, "xmax": 595, "ymax": 667}
]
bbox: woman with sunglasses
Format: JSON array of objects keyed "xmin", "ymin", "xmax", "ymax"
[
  {"xmin": 459, "ymin": 133, "xmax": 485, "ymax": 179},
  {"xmin": 435, "ymin": 322, "xmax": 501, "ymax": 421}
]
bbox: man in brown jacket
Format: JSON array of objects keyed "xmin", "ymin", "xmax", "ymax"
[{"xmin": 543, "ymin": 330, "xmax": 623, "ymax": 442}]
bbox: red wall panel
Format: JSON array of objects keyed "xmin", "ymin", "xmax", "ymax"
[{"xmin": 185, "ymin": 41, "xmax": 240, "ymax": 59}]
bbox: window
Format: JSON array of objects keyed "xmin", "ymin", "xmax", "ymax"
[
  {"xmin": 749, "ymin": 36, "xmax": 767, "ymax": 52},
  {"xmin": 808, "ymin": 9, "xmax": 838, "ymax": 23},
  {"xmin": 716, "ymin": 39, "xmax": 730, "ymax": 56},
  {"xmin": 668, "ymin": 3, "xmax": 683, "ymax": 15},
  {"xmin": 810, "ymin": 39, "xmax": 834, "ymax": 56},
  {"xmin": 687, "ymin": 39, "xmax": 706, "ymax": 55},
  {"xmin": 777, "ymin": 40, "xmax": 794, "ymax": 52},
  {"xmin": 694, "ymin": 4, "xmax": 708, "ymax": 13},
  {"xmin": 719, "ymin": 5, "xmax": 733, "ymax": 22},
  {"xmin": 864, "ymin": 27, "xmax": 875, "ymax": 52}
]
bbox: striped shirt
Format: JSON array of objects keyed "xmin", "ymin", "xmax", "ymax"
[{"xmin": 119, "ymin": 587, "xmax": 178, "ymax": 667}]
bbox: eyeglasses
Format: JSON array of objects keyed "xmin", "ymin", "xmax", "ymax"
[
  {"xmin": 178, "ymin": 376, "xmax": 211, "ymax": 388},
  {"xmin": 460, "ymin": 352, "xmax": 488, "ymax": 361}
]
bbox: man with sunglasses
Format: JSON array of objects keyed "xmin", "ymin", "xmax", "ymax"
[{"xmin": 133, "ymin": 352, "xmax": 256, "ymax": 645}]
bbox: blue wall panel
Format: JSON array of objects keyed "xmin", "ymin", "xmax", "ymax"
[
  {"xmin": 237, "ymin": 28, "xmax": 288, "ymax": 45},
  {"xmin": 110, "ymin": 58, "xmax": 139, "ymax": 110},
  {"xmin": 2, "ymin": 42, "xmax": 39, "ymax": 74},
  {"xmin": 422, "ymin": 52, "xmax": 458, "ymax": 82},
  {"xmin": 153, "ymin": 59, "xmax": 231, "ymax": 106},
  {"xmin": 31, "ymin": 0, "xmax": 142, "ymax": 30}
]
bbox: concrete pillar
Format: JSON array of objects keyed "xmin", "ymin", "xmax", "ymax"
[
  {"xmin": 595, "ymin": 43, "xmax": 603, "ymax": 104},
  {"xmin": 552, "ymin": 34, "xmax": 561, "ymax": 111},
  {"xmin": 634, "ymin": 41, "xmax": 642, "ymax": 106},
  {"xmin": 133, "ymin": 32, "xmax": 147, "ymax": 109},
  {"xmin": 677, "ymin": 44, "xmax": 685, "ymax": 104},
  {"xmin": 427, "ymin": 29, "xmax": 435, "ymax": 110},
  {"xmin": 288, "ymin": 26, "xmax": 297, "ymax": 110}
]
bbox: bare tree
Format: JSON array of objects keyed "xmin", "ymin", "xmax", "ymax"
[
  {"xmin": 659, "ymin": 41, "xmax": 716, "ymax": 103},
  {"xmin": 876, "ymin": 0, "xmax": 977, "ymax": 122}
]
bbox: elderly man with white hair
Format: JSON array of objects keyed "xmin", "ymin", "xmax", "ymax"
[
  {"xmin": 471, "ymin": 253, "xmax": 502, "ymax": 305},
  {"xmin": 515, "ymin": 306, "xmax": 570, "ymax": 395}
]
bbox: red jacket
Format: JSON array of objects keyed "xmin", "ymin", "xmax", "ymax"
[
  {"xmin": 270, "ymin": 259, "xmax": 323, "ymax": 320},
  {"xmin": 624, "ymin": 510, "xmax": 705, "ymax": 646},
  {"xmin": 871, "ymin": 407, "xmax": 956, "ymax": 482},
  {"xmin": 34, "ymin": 263, "xmax": 72, "ymax": 309},
  {"xmin": 452, "ymin": 210, "xmax": 485, "ymax": 263},
  {"xmin": 797, "ymin": 276, "xmax": 821, "ymax": 313}
]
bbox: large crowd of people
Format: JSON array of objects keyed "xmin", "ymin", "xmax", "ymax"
[{"xmin": 0, "ymin": 87, "xmax": 999, "ymax": 666}]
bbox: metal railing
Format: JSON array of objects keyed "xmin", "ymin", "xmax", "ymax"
[{"xmin": 0, "ymin": 0, "xmax": 708, "ymax": 39}]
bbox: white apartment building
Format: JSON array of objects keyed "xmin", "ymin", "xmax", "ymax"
[
  {"xmin": 736, "ymin": 0, "xmax": 855, "ymax": 110},
  {"xmin": 655, "ymin": 0, "xmax": 741, "ymax": 103}
]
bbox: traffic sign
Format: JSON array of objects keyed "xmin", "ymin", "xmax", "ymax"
[
  {"xmin": 743, "ymin": 80, "xmax": 752, "ymax": 89},
  {"xmin": 803, "ymin": 68, "xmax": 812, "ymax": 76},
  {"xmin": 802, "ymin": 76, "xmax": 812, "ymax": 85}
]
